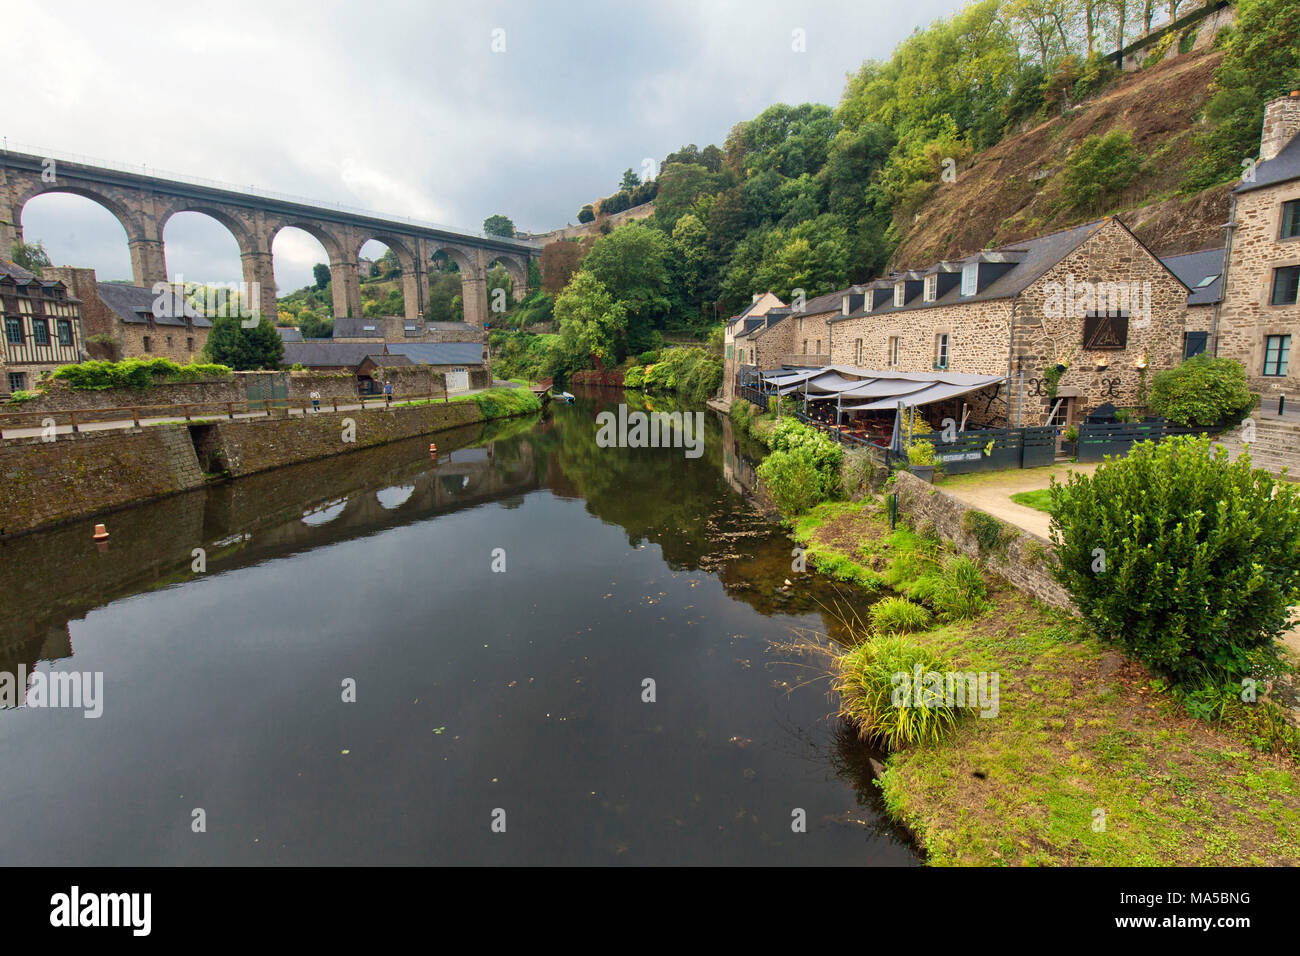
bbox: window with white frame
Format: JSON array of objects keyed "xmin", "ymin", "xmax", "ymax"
[{"xmin": 961, "ymin": 263, "xmax": 977, "ymax": 296}]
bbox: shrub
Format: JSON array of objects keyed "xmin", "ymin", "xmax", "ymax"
[
  {"xmin": 757, "ymin": 448, "xmax": 829, "ymax": 516},
  {"xmin": 1063, "ymin": 130, "xmax": 1144, "ymax": 211},
  {"xmin": 1049, "ymin": 435, "xmax": 1300, "ymax": 683},
  {"xmin": 756, "ymin": 418, "xmax": 843, "ymax": 515},
  {"xmin": 869, "ymin": 596, "xmax": 933, "ymax": 635},
  {"xmin": 638, "ymin": 348, "xmax": 721, "ymax": 403},
  {"xmin": 834, "ymin": 635, "xmax": 967, "ymax": 749},
  {"xmin": 49, "ymin": 358, "xmax": 233, "ymax": 390},
  {"xmin": 907, "ymin": 440, "xmax": 936, "ymax": 466},
  {"xmin": 1149, "ymin": 355, "xmax": 1254, "ymax": 427}
]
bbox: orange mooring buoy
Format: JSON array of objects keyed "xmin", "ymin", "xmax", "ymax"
[{"xmin": 92, "ymin": 523, "xmax": 109, "ymax": 541}]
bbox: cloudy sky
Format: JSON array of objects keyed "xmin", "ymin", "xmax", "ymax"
[{"xmin": 9, "ymin": 0, "xmax": 962, "ymax": 294}]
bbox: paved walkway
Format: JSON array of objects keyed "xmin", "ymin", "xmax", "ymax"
[{"xmin": 938, "ymin": 462, "xmax": 1097, "ymax": 540}]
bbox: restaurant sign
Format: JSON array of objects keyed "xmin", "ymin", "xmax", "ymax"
[{"xmin": 1083, "ymin": 312, "xmax": 1129, "ymax": 350}]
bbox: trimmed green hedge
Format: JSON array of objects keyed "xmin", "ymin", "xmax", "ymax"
[{"xmin": 49, "ymin": 358, "xmax": 233, "ymax": 390}]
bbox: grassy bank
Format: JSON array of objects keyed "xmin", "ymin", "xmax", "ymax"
[
  {"xmin": 794, "ymin": 497, "xmax": 1300, "ymax": 865},
  {"xmin": 411, "ymin": 386, "xmax": 544, "ymax": 420}
]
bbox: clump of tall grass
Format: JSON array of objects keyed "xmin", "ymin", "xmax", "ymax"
[
  {"xmin": 899, "ymin": 554, "xmax": 990, "ymax": 622},
  {"xmin": 869, "ymin": 596, "xmax": 932, "ymax": 634},
  {"xmin": 833, "ymin": 636, "xmax": 968, "ymax": 749}
]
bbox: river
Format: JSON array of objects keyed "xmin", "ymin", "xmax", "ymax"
[{"xmin": 0, "ymin": 390, "xmax": 918, "ymax": 865}]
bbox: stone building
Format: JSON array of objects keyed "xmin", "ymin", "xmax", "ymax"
[
  {"xmin": 722, "ymin": 292, "xmax": 786, "ymax": 399},
  {"xmin": 282, "ymin": 339, "xmax": 487, "ymax": 393},
  {"xmin": 724, "ymin": 288, "xmax": 867, "ymax": 399},
  {"xmin": 1213, "ymin": 91, "xmax": 1300, "ymax": 398},
  {"xmin": 0, "ymin": 259, "xmax": 87, "ymax": 395},
  {"xmin": 43, "ymin": 266, "xmax": 210, "ymax": 364},
  {"xmin": 814, "ymin": 216, "xmax": 1201, "ymax": 428}
]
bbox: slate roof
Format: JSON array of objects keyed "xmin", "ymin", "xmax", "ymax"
[
  {"xmin": 282, "ymin": 342, "xmax": 382, "ymax": 367},
  {"xmin": 828, "ymin": 219, "xmax": 1120, "ymax": 324},
  {"xmin": 1160, "ymin": 247, "xmax": 1226, "ymax": 306},
  {"xmin": 385, "ymin": 342, "xmax": 484, "ymax": 365},
  {"xmin": 1236, "ymin": 129, "xmax": 1300, "ymax": 194},
  {"xmin": 95, "ymin": 282, "xmax": 210, "ymax": 327},
  {"xmin": 331, "ymin": 317, "xmax": 384, "ymax": 337},
  {"xmin": 0, "ymin": 259, "xmax": 78, "ymax": 299}
]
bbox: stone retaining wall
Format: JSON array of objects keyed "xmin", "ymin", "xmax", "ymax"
[
  {"xmin": 211, "ymin": 402, "xmax": 485, "ymax": 477},
  {"xmin": 0, "ymin": 399, "xmax": 504, "ymax": 536},
  {"xmin": 0, "ymin": 425, "xmax": 206, "ymax": 538},
  {"xmin": 894, "ymin": 470, "xmax": 1075, "ymax": 612}
]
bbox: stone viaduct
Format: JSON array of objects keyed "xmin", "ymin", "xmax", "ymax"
[{"xmin": 0, "ymin": 149, "xmax": 540, "ymax": 328}]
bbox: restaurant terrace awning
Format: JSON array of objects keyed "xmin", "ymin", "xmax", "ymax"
[
  {"xmin": 845, "ymin": 378, "xmax": 1005, "ymax": 411},
  {"xmin": 758, "ymin": 364, "xmax": 1004, "ymax": 409}
]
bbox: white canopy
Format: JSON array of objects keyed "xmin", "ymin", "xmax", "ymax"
[{"xmin": 847, "ymin": 378, "xmax": 1004, "ymax": 411}]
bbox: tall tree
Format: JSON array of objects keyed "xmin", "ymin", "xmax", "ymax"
[
  {"xmin": 203, "ymin": 316, "xmax": 285, "ymax": 370},
  {"xmin": 553, "ymin": 270, "xmax": 627, "ymax": 371},
  {"xmin": 482, "ymin": 214, "xmax": 516, "ymax": 238}
]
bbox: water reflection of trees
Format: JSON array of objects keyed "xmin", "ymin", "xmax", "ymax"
[{"xmin": 520, "ymin": 397, "xmax": 875, "ymax": 630}]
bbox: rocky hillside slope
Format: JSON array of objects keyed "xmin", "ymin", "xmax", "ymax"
[{"xmin": 891, "ymin": 47, "xmax": 1234, "ymax": 269}]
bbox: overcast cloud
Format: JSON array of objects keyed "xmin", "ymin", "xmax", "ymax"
[{"xmin": 7, "ymin": 0, "xmax": 962, "ymax": 294}]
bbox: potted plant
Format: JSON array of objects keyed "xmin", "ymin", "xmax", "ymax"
[
  {"xmin": 1062, "ymin": 424, "xmax": 1079, "ymax": 457},
  {"xmin": 907, "ymin": 440, "xmax": 937, "ymax": 483}
]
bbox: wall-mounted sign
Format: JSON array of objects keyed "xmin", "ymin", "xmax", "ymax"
[{"xmin": 1083, "ymin": 312, "xmax": 1128, "ymax": 350}]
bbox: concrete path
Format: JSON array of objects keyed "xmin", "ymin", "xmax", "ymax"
[{"xmin": 937, "ymin": 462, "xmax": 1098, "ymax": 540}]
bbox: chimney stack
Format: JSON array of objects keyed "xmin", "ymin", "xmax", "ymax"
[{"xmin": 1260, "ymin": 91, "xmax": 1300, "ymax": 162}]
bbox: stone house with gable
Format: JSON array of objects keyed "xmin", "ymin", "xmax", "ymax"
[
  {"xmin": 825, "ymin": 216, "xmax": 1203, "ymax": 428},
  {"xmin": 43, "ymin": 266, "xmax": 210, "ymax": 364}
]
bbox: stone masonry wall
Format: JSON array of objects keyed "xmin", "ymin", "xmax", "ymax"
[
  {"xmin": 1011, "ymin": 219, "xmax": 1204, "ymax": 426},
  {"xmin": 211, "ymin": 401, "xmax": 485, "ymax": 477},
  {"xmin": 894, "ymin": 469, "xmax": 1075, "ymax": 612},
  {"xmin": 1216, "ymin": 181, "xmax": 1300, "ymax": 397},
  {"xmin": 0, "ymin": 424, "xmax": 205, "ymax": 538}
]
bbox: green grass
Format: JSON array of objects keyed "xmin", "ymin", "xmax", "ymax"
[
  {"xmin": 1010, "ymin": 489, "xmax": 1055, "ymax": 513},
  {"xmin": 794, "ymin": 496, "xmax": 1300, "ymax": 866}
]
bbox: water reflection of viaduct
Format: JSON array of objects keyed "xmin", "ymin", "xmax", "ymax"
[
  {"xmin": 0, "ymin": 150, "xmax": 539, "ymax": 324},
  {"xmin": 0, "ymin": 425, "xmax": 539, "ymax": 683}
]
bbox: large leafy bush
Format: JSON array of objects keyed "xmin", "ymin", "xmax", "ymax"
[
  {"xmin": 1049, "ymin": 436, "xmax": 1300, "ymax": 683},
  {"xmin": 755, "ymin": 418, "xmax": 843, "ymax": 516},
  {"xmin": 1149, "ymin": 355, "xmax": 1254, "ymax": 426}
]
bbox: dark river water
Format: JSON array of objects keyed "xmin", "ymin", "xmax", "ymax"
[{"xmin": 0, "ymin": 390, "xmax": 918, "ymax": 865}]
